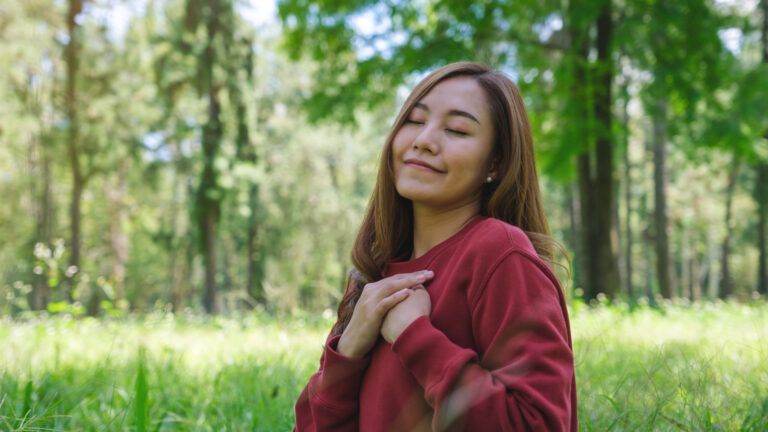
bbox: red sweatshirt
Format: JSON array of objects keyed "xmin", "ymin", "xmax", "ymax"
[{"xmin": 294, "ymin": 216, "xmax": 577, "ymax": 431}]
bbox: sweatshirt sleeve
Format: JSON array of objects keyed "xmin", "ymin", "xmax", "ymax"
[
  {"xmin": 293, "ymin": 333, "xmax": 371, "ymax": 431},
  {"xmin": 390, "ymin": 249, "xmax": 576, "ymax": 431}
]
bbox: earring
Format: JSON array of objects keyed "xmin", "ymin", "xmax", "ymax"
[{"xmin": 486, "ymin": 176, "xmax": 493, "ymax": 183}]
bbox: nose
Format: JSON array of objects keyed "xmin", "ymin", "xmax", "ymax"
[{"xmin": 413, "ymin": 123, "xmax": 440, "ymax": 154}]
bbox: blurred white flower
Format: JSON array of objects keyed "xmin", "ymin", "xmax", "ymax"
[
  {"xmin": 34, "ymin": 242, "xmax": 52, "ymax": 259},
  {"xmin": 65, "ymin": 265, "xmax": 78, "ymax": 278},
  {"xmin": 54, "ymin": 239, "xmax": 66, "ymax": 259}
]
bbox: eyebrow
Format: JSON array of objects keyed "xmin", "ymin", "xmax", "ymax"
[{"xmin": 414, "ymin": 102, "xmax": 481, "ymax": 125}]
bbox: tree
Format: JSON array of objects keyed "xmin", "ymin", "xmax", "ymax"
[
  {"xmin": 755, "ymin": 0, "xmax": 768, "ymax": 296},
  {"xmin": 64, "ymin": 0, "xmax": 85, "ymax": 301},
  {"xmin": 278, "ymin": 0, "xmax": 623, "ymax": 300},
  {"xmin": 621, "ymin": 0, "xmax": 730, "ymax": 299},
  {"xmin": 575, "ymin": 0, "xmax": 621, "ymax": 301},
  {"xmin": 154, "ymin": 0, "xmax": 258, "ymax": 312}
]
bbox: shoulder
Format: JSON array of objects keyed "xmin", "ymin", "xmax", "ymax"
[
  {"xmin": 460, "ymin": 218, "xmax": 560, "ymax": 305},
  {"xmin": 464, "ymin": 217, "xmax": 538, "ymax": 257}
]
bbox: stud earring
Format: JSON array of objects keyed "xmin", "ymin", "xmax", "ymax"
[{"xmin": 486, "ymin": 176, "xmax": 493, "ymax": 183}]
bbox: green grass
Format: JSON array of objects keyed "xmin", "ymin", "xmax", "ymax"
[{"xmin": 1, "ymin": 301, "xmax": 767, "ymax": 431}]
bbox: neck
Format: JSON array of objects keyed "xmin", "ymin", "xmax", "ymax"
[{"xmin": 411, "ymin": 200, "xmax": 481, "ymax": 260}]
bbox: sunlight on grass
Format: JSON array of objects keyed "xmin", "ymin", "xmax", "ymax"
[{"xmin": 1, "ymin": 301, "xmax": 766, "ymax": 431}]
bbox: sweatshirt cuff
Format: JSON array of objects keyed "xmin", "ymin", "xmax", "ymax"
[
  {"xmin": 391, "ymin": 316, "xmax": 476, "ymax": 395},
  {"xmin": 313, "ymin": 334, "xmax": 371, "ymax": 408}
]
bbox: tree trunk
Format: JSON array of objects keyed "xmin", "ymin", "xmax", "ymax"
[
  {"xmin": 107, "ymin": 162, "xmax": 129, "ymax": 303},
  {"xmin": 577, "ymin": 155, "xmax": 597, "ymax": 299},
  {"xmin": 641, "ymin": 136, "xmax": 657, "ymax": 305},
  {"xmin": 569, "ymin": 0, "xmax": 596, "ymax": 301},
  {"xmin": 620, "ymin": 84, "xmax": 634, "ymax": 301},
  {"xmin": 719, "ymin": 156, "xmax": 741, "ymax": 299},
  {"xmin": 246, "ymin": 184, "xmax": 266, "ymax": 306},
  {"xmin": 199, "ymin": 0, "xmax": 223, "ymax": 314},
  {"xmin": 590, "ymin": 0, "xmax": 620, "ymax": 300},
  {"xmin": 612, "ymin": 153, "xmax": 622, "ymax": 295},
  {"xmin": 33, "ymin": 133, "xmax": 54, "ymax": 310},
  {"xmin": 65, "ymin": 0, "xmax": 84, "ymax": 302},
  {"xmin": 757, "ymin": 162, "xmax": 768, "ymax": 296},
  {"xmin": 566, "ymin": 181, "xmax": 581, "ymax": 291},
  {"xmin": 652, "ymin": 99, "xmax": 672, "ymax": 299},
  {"xmin": 706, "ymin": 226, "xmax": 719, "ymax": 299},
  {"xmin": 681, "ymin": 223, "xmax": 691, "ymax": 300},
  {"xmin": 691, "ymin": 254, "xmax": 702, "ymax": 301},
  {"xmin": 228, "ymin": 38, "xmax": 266, "ymax": 309},
  {"xmin": 755, "ymin": 0, "xmax": 768, "ymax": 297}
]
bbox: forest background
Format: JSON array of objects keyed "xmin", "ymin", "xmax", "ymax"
[
  {"xmin": 1, "ymin": 0, "xmax": 767, "ymax": 430},
  {"xmin": 1, "ymin": 0, "xmax": 767, "ymax": 315}
]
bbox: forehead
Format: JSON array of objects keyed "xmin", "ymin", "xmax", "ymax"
[{"xmin": 417, "ymin": 76, "xmax": 489, "ymax": 120}]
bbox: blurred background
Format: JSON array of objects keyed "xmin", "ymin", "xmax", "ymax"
[
  {"xmin": 2, "ymin": 1, "xmax": 768, "ymax": 430},
  {"xmin": 0, "ymin": 0, "xmax": 766, "ymax": 316}
]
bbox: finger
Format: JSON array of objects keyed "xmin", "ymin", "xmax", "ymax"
[
  {"xmin": 389, "ymin": 271, "xmax": 424, "ymax": 282},
  {"xmin": 375, "ymin": 288, "xmax": 411, "ymax": 316},
  {"xmin": 376, "ymin": 271, "xmax": 433, "ymax": 300}
]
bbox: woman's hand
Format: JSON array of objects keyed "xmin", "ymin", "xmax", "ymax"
[
  {"xmin": 337, "ymin": 270, "xmax": 434, "ymax": 359},
  {"xmin": 380, "ymin": 286, "xmax": 432, "ymax": 344}
]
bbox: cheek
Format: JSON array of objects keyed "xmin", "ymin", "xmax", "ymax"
[
  {"xmin": 451, "ymin": 144, "xmax": 490, "ymax": 175},
  {"xmin": 391, "ymin": 130, "xmax": 411, "ymax": 155}
]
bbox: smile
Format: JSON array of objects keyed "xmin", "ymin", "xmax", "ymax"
[{"xmin": 404, "ymin": 159, "xmax": 443, "ymax": 173}]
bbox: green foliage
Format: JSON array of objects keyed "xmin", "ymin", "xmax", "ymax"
[{"xmin": 0, "ymin": 0, "xmax": 766, "ymax": 314}]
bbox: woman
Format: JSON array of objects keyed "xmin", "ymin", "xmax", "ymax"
[{"xmin": 294, "ymin": 62, "xmax": 577, "ymax": 431}]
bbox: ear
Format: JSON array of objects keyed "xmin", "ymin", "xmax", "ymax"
[{"xmin": 487, "ymin": 158, "xmax": 499, "ymax": 178}]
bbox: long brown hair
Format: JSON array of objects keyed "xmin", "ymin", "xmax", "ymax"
[{"xmin": 331, "ymin": 61, "xmax": 565, "ymax": 337}]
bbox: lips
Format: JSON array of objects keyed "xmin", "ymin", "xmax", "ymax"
[{"xmin": 404, "ymin": 158, "xmax": 444, "ymax": 173}]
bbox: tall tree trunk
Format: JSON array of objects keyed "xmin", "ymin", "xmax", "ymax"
[
  {"xmin": 620, "ymin": 83, "xmax": 634, "ymax": 300},
  {"xmin": 577, "ymin": 155, "xmax": 596, "ymax": 299},
  {"xmin": 566, "ymin": 181, "xmax": 581, "ymax": 291},
  {"xmin": 692, "ymin": 254, "xmax": 702, "ymax": 301},
  {"xmin": 719, "ymin": 156, "xmax": 741, "ymax": 299},
  {"xmin": 166, "ymin": 139, "xmax": 193, "ymax": 311},
  {"xmin": 569, "ymin": 0, "xmax": 597, "ymax": 301},
  {"xmin": 246, "ymin": 186, "xmax": 266, "ymax": 306},
  {"xmin": 65, "ymin": 0, "xmax": 84, "ymax": 302},
  {"xmin": 641, "ymin": 135, "xmax": 657, "ymax": 305},
  {"xmin": 652, "ymin": 99, "xmax": 672, "ymax": 299},
  {"xmin": 107, "ymin": 162, "xmax": 129, "ymax": 303},
  {"xmin": 33, "ymin": 133, "xmax": 54, "ymax": 310},
  {"xmin": 612, "ymin": 154, "xmax": 622, "ymax": 294},
  {"xmin": 643, "ymin": 213, "xmax": 656, "ymax": 303},
  {"xmin": 590, "ymin": 0, "xmax": 620, "ymax": 299},
  {"xmin": 757, "ymin": 163, "xmax": 768, "ymax": 296},
  {"xmin": 681, "ymin": 223, "xmax": 691, "ymax": 300},
  {"xmin": 228, "ymin": 36, "xmax": 266, "ymax": 308},
  {"xmin": 705, "ymin": 226, "xmax": 720, "ymax": 298},
  {"xmin": 199, "ymin": 0, "xmax": 223, "ymax": 314},
  {"xmin": 755, "ymin": 0, "xmax": 768, "ymax": 297}
]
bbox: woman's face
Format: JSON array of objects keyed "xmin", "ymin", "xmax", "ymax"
[{"xmin": 392, "ymin": 76, "xmax": 495, "ymax": 210}]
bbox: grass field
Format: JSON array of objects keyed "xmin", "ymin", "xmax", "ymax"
[{"xmin": 1, "ymin": 300, "xmax": 767, "ymax": 431}]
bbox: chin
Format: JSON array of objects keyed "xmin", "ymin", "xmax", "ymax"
[
  {"xmin": 396, "ymin": 182, "xmax": 434, "ymax": 201},
  {"xmin": 395, "ymin": 185, "xmax": 452, "ymax": 208}
]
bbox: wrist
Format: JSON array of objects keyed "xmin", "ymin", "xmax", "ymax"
[
  {"xmin": 337, "ymin": 333, "xmax": 364, "ymax": 359},
  {"xmin": 391, "ymin": 314, "xmax": 427, "ymax": 344}
]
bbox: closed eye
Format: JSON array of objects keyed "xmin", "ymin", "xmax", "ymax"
[
  {"xmin": 405, "ymin": 119, "xmax": 424, "ymax": 125},
  {"xmin": 447, "ymin": 129, "xmax": 468, "ymax": 136}
]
